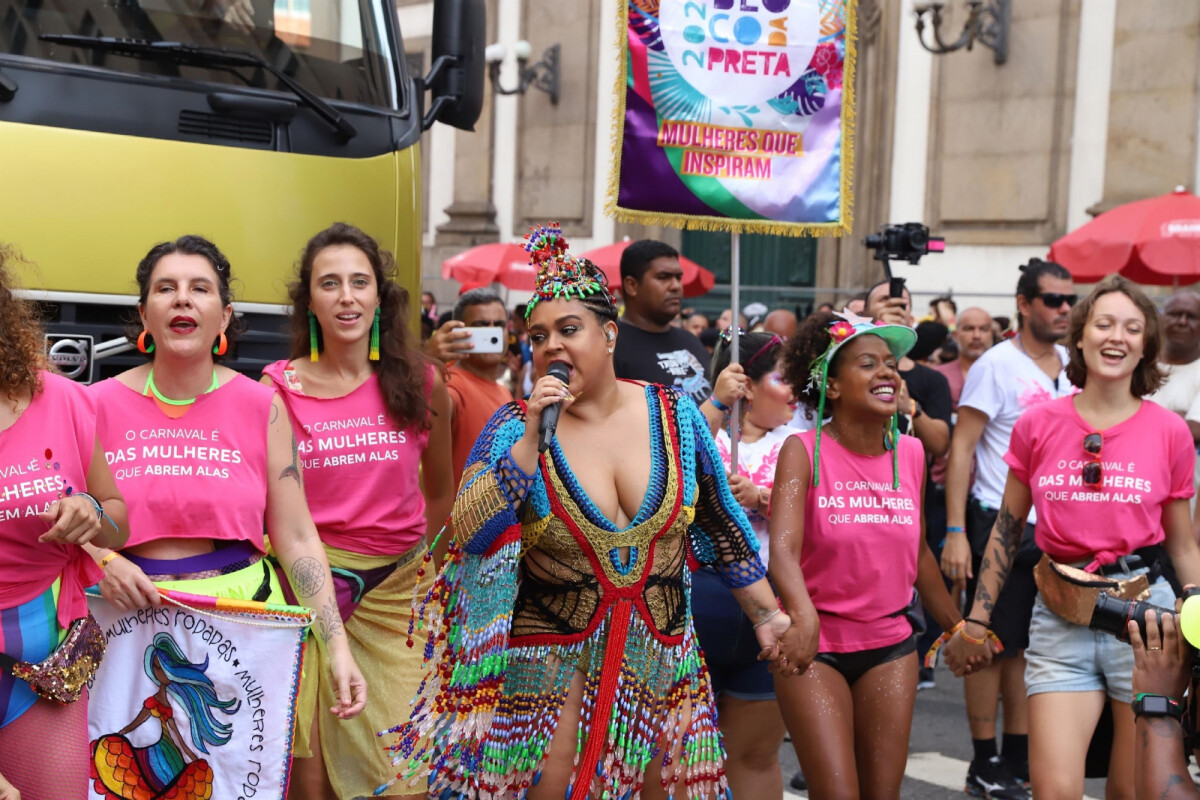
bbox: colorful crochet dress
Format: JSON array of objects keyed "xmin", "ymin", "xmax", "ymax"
[{"xmin": 384, "ymin": 384, "xmax": 766, "ymax": 800}]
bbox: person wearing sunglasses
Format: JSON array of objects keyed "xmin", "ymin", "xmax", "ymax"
[
  {"xmin": 691, "ymin": 330, "xmax": 794, "ymax": 799},
  {"xmin": 944, "ymin": 275, "xmax": 1200, "ymax": 800}
]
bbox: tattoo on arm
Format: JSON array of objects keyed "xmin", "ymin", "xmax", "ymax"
[
  {"xmin": 279, "ymin": 434, "xmax": 302, "ymax": 487},
  {"xmin": 974, "ymin": 504, "xmax": 1024, "ymax": 617},
  {"xmin": 317, "ymin": 597, "xmax": 344, "ymax": 644},
  {"xmin": 270, "ymin": 403, "xmax": 279, "ymax": 424},
  {"xmin": 289, "ymin": 556, "xmax": 325, "ymax": 597}
]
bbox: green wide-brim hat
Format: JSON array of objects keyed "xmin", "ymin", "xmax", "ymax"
[{"xmin": 824, "ymin": 315, "xmax": 918, "ymax": 364}]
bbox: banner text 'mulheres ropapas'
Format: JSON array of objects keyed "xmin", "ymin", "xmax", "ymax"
[{"xmin": 659, "ymin": 120, "xmax": 804, "ymax": 180}]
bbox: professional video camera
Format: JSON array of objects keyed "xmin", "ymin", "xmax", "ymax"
[
  {"xmin": 863, "ymin": 223, "xmax": 945, "ymax": 265},
  {"xmin": 1087, "ymin": 584, "xmax": 1200, "ymax": 745},
  {"xmin": 862, "ymin": 222, "xmax": 945, "ymax": 297}
]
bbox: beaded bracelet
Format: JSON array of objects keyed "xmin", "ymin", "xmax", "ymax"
[
  {"xmin": 923, "ymin": 620, "xmax": 1006, "ymax": 669},
  {"xmin": 708, "ymin": 395, "xmax": 731, "ymax": 414}
]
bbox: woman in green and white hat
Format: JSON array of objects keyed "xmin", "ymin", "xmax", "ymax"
[{"xmin": 768, "ymin": 310, "xmax": 970, "ymax": 800}]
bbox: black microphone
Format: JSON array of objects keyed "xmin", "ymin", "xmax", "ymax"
[{"xmin": 538, "ymin": 361, "xmax": 572, "ymax": 454}]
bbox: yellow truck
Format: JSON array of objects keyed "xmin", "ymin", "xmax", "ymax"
[{"xmin": 0, "ymin": 0, "xmax": 482, "ymax": 380}]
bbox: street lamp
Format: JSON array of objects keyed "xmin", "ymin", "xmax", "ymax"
[
  {"xmin": 913, "ymin": 0, "xmax": 1010, "ymax": 65},
  {"xmin": 484, "ymin": 40, "xmax": 560, "ymax": 104}
]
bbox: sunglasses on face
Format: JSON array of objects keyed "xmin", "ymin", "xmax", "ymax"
[
  {"xmin": 1082, "ymin": 432, "xmax": 1103, "ymax": 487},
  {"xmin": 1035, "ymin": 292, "xmax": 1078, "ymax": 309}
]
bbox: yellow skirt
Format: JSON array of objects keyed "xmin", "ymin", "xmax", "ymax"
[{"xmin": 291, "ymin": 543, "xmax": 433, "ymax": 799}]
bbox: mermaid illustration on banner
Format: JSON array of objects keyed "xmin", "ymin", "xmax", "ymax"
[{"xmin": 91, "ymin": 632, "xmax": 240, "ymax": 800}]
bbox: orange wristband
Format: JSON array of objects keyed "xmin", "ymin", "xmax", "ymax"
[{"xmin": 98, "ymin": 551, "xmax": 120, "ymax": 570}]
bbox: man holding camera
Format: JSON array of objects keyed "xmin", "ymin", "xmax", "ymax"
[{"xmin": 436, "ymin": 288, "xmax": 515, "ymax": 485}]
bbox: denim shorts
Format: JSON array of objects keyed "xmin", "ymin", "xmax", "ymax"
[
  {"xmin": 1025, "ymin": 566, "xmax": 1175, "ymax": 705},
  {"xmin": 691, "ymin": 567, "xmax": 775, "ymax": 701}
]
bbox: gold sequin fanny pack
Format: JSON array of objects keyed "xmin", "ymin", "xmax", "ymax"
[{"xmin": 0, "ymin": 614, "xmax": 106, "ymax": 704}]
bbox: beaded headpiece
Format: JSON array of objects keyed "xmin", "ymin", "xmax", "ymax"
[
  {"xmin": 523, "ymin": 222, "xmax": 611, "ymax": 319},
  {"xmin": 808, "ymin": 311, "xmax": 917, "ymax": 490}
]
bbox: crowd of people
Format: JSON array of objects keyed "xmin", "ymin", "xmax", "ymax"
[{"xmin": 1, "ymin": 227, "xmax": 1199, "ymax": 800}]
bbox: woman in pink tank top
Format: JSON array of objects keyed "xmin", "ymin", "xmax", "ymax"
[
  {"xmin": 262, "ymin": 224, "xmax": 454, "ymax": 800},
  {"xmin": 0, "ymin": 249, "xmax": 129, "ymax": 799},
  {"xmin": 87, "ymin": 236, "xmax": 367, "ymax": 732},
  {"xmin": 769, "ymin": 312, "xmax": 966, "ymax": 799}
]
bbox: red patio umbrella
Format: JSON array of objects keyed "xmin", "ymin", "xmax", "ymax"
[
  {"xmin": 1049, "ymin": 186, "xmax": 1200, "ymax": 285},
  {"xmin": 441, "ymin": 242, "xmax": 536, "ymax": 290},
  {"xmin": 580, "ymin": 239, "xmax": 717, "ymax": 297}
]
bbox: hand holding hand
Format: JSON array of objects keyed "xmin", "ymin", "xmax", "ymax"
[
  {"xmin": 98, "ymin": 555, "xmax": 162, "ymax": 611},
  {"xmin": 942, "ymin": 622, "xmax": 994, "ymax": 677},
  {"xmin": 774, "ymin": 606, "xmax": 820, "ymax": 676},
  {"xmin": 754, "ymin": 610, "xmax": 791, "ymax": 668}
]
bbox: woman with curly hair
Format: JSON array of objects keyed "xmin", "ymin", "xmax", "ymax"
[
  {"xmin": 0, "ymin": 246, "xmax": 129, "ymax": 798},
  {"xmin": 261, "ymin": 223, "xmax": 454, "ymax": 800},
  {"xmin": 769, "ymin": 311, "xmax": 967, "ymax": 800},
  {"xmin": 87, "ymin": 236, "xmax": 366, "ymax": 745}
]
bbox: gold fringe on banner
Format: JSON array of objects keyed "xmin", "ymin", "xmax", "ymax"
[{"xmin": 605, "ymin": 0, "xmax": 858, "ymax": 239}]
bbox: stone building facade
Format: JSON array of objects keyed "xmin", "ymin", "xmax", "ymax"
[{"xmin": 401, "ymin": 0, "xmax": 1200, "ymax": 317}]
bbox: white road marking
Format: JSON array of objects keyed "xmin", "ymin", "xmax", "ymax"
[{"xmin": 781, "ymin": 751, "xmax": 1102, "ymax": 800}]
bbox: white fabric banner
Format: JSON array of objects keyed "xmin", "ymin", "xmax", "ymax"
[{"xmin": 85, "ymin": 592, "xmax": 310, "ymax": 800}]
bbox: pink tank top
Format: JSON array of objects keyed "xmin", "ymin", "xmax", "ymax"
[
  {"xmin": 0, "ymin": 372, "xmax": 102, "ymax": 626},
  {"xmin": 796, "ymin": 428, "xmax": 926, "ymax": 653},
  {"xmin": 92, "ymin": 373, "xmax": 273, "ymax": 550},
  {"xmin": 263, "ymin": 361, "xmax": 430, "ymax": 556}
]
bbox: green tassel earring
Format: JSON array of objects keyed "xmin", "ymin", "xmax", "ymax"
[
  {"xmin": 369, "ymin": 307, "xmax": 380, "ymax": 361},
  {"xmin": 308, "ymin": 310, "xmax": 319, "ymax": 362},
  {"xmin": 811, "ymin": 359, "xmax": 829, "ymax": 488}
]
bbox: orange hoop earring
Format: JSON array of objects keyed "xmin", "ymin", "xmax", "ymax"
[
  {"xmin": 137, "ymin": 331, "xmax": 155, "ymax": 354},
  {"xmin": 213, "ymin": 332, "xmax": 228, "ymax": 356}
]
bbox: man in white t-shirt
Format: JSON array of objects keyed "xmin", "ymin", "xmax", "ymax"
[
  {"xmin": 1147, "ymin": 291, "xmax": 1200, "ymax": 505},
  {"xmin": 941, "ymin": 259, "xmax": 1077, "ymax": 799}
]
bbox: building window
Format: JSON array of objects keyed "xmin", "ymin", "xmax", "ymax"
[{"xmin": 681, "ymin": 230, "xmax": 817, "ymax": 318}]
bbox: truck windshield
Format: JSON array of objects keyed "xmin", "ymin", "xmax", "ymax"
[{"xmin": 0, "ymin": 0, "xmax": 400, "ymax": 108}]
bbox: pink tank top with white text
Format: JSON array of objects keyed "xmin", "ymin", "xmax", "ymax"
[
  {"xmin": 797, "ymin": 428, "xmax": 926, "ymax": 653},
  {"xmin": 91, "ymin": 374, "xmax": 272, "ymax": 550},
  {"xmin": 263, "ymin": 362, "xmax": 429, "ymax": 556}
]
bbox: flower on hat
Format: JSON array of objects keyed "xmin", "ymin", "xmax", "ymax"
[{"xmin": 828, "ymin": 319, "xmax": 855, "ymax": 343}]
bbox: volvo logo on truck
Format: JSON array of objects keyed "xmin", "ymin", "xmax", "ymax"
[{"xmin": 46, "ymin": 334, "xmax": 93, "ymax": 382}]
